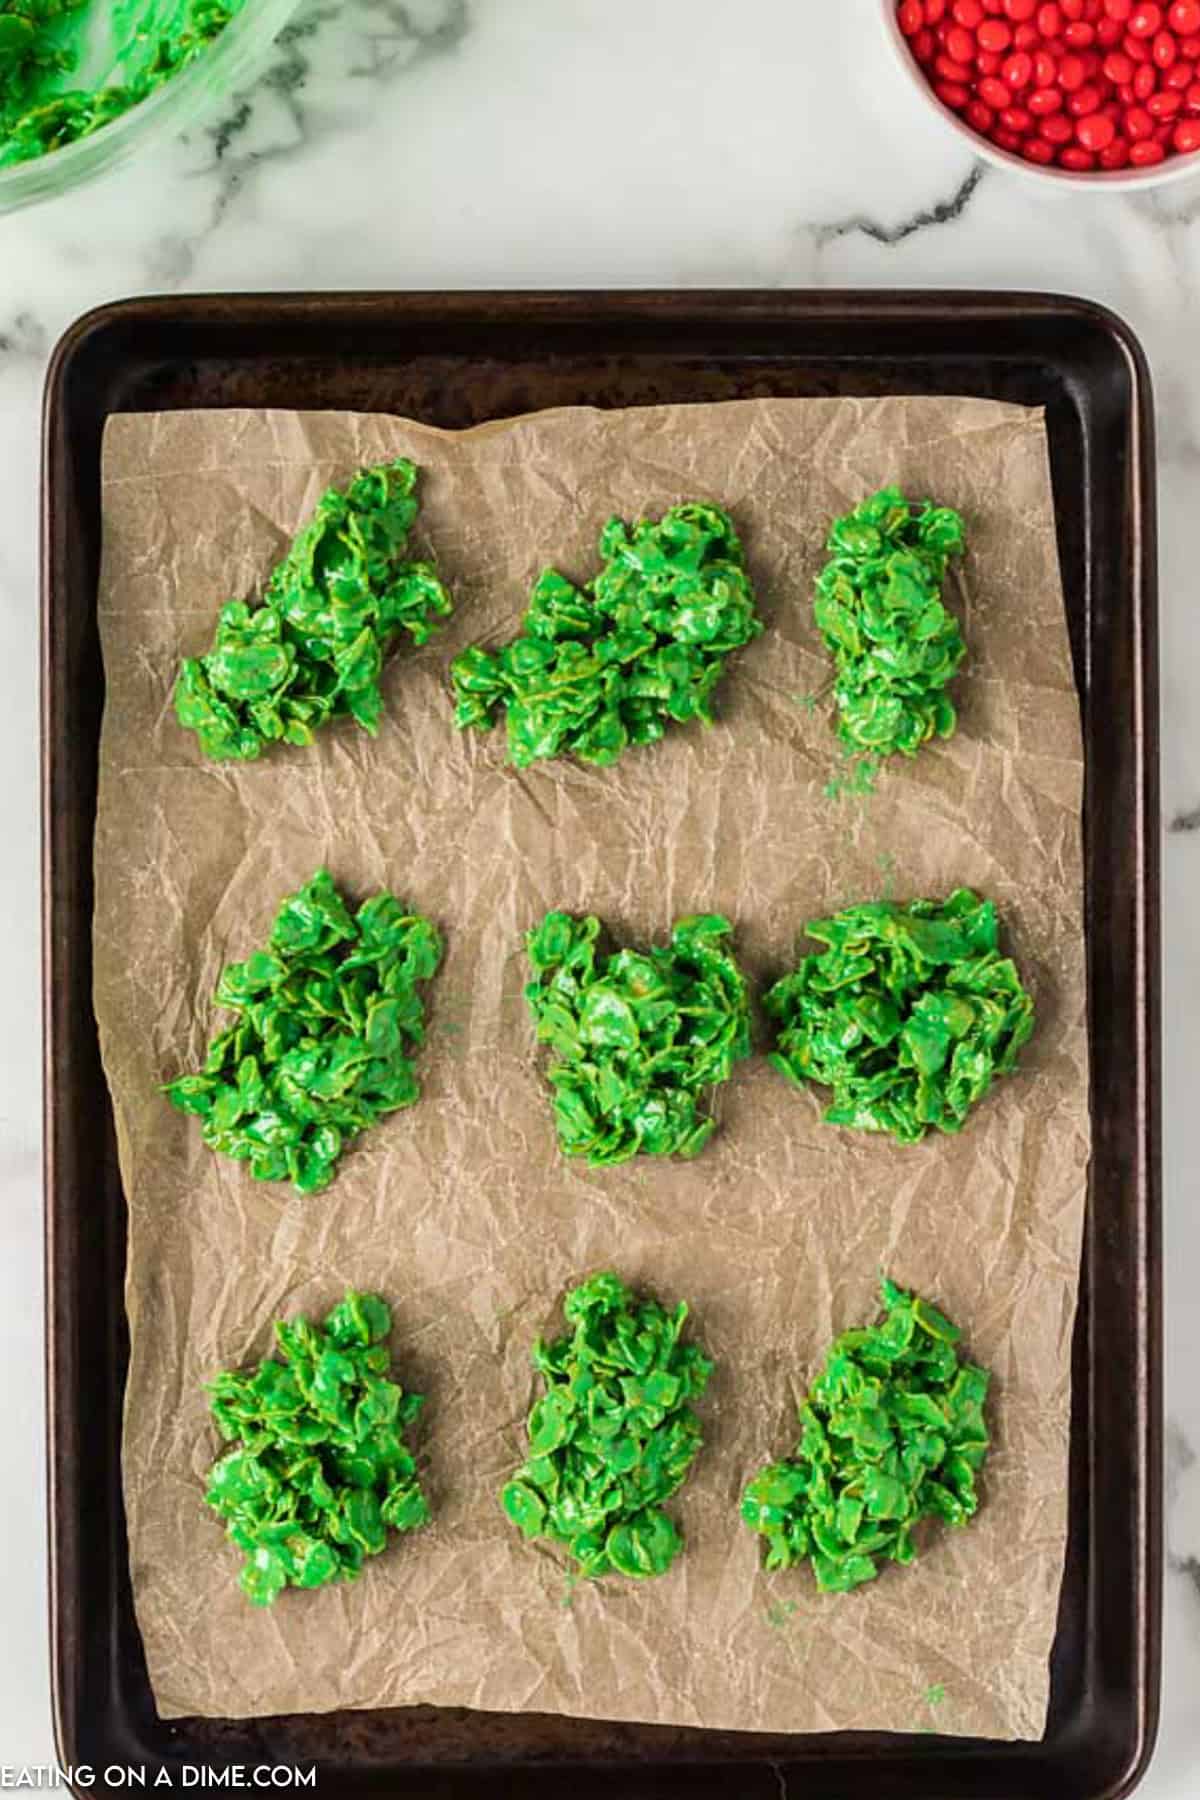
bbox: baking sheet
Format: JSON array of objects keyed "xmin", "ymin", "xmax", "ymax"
[{"xmin": 94, "ymin": 396, "xmax": 1088, "ymax": 1740}]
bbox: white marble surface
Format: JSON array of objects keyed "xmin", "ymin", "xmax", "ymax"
[{"xmin": 0, "ymin": 0, "xmax": 1197, "ymax": 1787}]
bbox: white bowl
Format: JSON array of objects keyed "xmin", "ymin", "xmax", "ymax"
[{"xmin": 880, "ymin": 0, "xmax": 1200, "ymax": 190}]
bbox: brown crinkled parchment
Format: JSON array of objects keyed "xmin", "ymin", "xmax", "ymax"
[{"xmin": 94, "ymin": 398, "xmax": 1088, "ymax": 1739}]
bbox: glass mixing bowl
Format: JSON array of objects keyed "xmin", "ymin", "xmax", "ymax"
[{"xmin": 0, "ymin": 0, "xmax": 301, "ymax": 214}]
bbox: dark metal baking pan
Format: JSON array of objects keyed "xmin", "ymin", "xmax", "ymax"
[{"xmin": 41, "ymin": 291, "xmax": 1161, "ymax": 1800}]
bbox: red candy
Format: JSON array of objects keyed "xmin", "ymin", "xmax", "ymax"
[
  {"xmin": 897, "ymin": 0, "xmax": 1200, "ymax": 166},
  {"xmin": 936, "ymin": 50, "xmax": 975, "ymax": 77},
  {"xmin": 936, "ymin": 78, "xmax": 971, "ymax": 103},
  {"xmin": 1076, "ymin": 105, "xmax": 1118, "ymax": 137}
]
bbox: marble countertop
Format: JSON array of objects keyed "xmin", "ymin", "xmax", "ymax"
[{"xmin": 1, "ymin": 0, "xmax": 1196, "ymax": 1789}]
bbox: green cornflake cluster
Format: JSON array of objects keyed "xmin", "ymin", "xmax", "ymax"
[
  {"xmin": 175, "ymin": 459, "xmax": 452, "ymax": 762},
  {"xmin": 524, "ymin": 910, "xmax": 752, "ymax": 1166},
  {"xmin": 164, "ymin": 868, "xmax": 442, "ymax": 1194},
  {"xmin": 764, "ymin": 888, "xmax": 1034, "ymax": 1145},
  {"xmin": 451, "ymin": 502, "xmax": 763, "ymax": 768},
  {"xmin": 501, "ymin": 1272, "xmax": 713, "ymax": 1580},
  {"xmin": 742, "ymin": 1279, "xmax": 990, "ymax": 1593},
  {"xmin": 0, "ymin": 0, "xmax": 241, "ymax": 170},
  {"xmin": 814, "ymin": 486, "xmax": 966, "ymax": 775},
  {"xmin": 204, "ymin": 1290, "xmax": 429, "ymax": 1608}
]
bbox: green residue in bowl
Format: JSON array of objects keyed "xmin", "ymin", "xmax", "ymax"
[{"xmin": 0, "ymin": 0, "xmax": 245, "ymax": 169}]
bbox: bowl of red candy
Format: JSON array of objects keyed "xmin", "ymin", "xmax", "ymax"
[{"xmin": 885, "ymin": 0, "xmax": 1200, "ymax": 185}]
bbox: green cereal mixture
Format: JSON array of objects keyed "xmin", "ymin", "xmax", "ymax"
[
  {"xmin": 765, "ymin": 888, "xmax": 1034, "ymax": 1144},
  {"xmin": 742, "ymin": 1279, "xmax": 990, "ymax": 1593},
  {"xmin": 164, "ymin": 868, "xmax": 442, "ymax": 1194},
  {"xmin": 205, "ymin": 1290, "xmax": 428, "ymax": 1607},
  {"xmin": 0, "ymin": 0, "xmax": 244, "ymax": 170},
  {"xmin": 524, "ymin": 909, "xmax": 752, "ymax": 1165},
  {"xmin": 176, "ymin": 458, "xmax": 452, "ymax": 761},
  {"xmin": 814, "ymin": 486, "xmax": 966, "ymax": 774},
  {"xmin": 501, "ymin": 1272, "xmax": 713, "ymax": 1579},
  {"xmin": 451, "ymin": 502, "xmax": 762, "ymax": 768}
]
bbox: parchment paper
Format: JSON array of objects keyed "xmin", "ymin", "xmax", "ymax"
[{"xmin": 95, "ymin": 397, "xmax": 1088, "ymax": 1741}]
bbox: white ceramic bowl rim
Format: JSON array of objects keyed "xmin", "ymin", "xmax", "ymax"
[{"xmin": 881, "ymin": 0, "xmax": 1200, "ymax": 191}]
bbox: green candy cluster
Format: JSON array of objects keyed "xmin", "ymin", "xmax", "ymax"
[
  {"xmin": 205, "ymin": 1290, "xmax": 429, "ymax": 1608},
  {"xmin": 742, "ymin": 1279, "xmax": 990, "ymax": 1593},
  {"xmin": 814, "ymin": 486, "xmax": 966, "ymax": 769},
  {"xmin": 175, "ymin": 459, "xmax": 452, "ymax": 762},
  {"xmin": 164, "ymin": 868, "xmax": 442, "ymax": 1194},
  {"xmin": 524, "ymin": 910, "xmax": 752, "ymax": 1166},
  {"xmin": 501, "ymin": 1272, "xmax": 713, "ymax": 1580},
  {"xmin": 765, "ymin": 888, "xmax": 1034, "ymax": 1145},
  {"xmin": 451, "ymin": 502, "xmax": 763, "ymax": 768}
]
